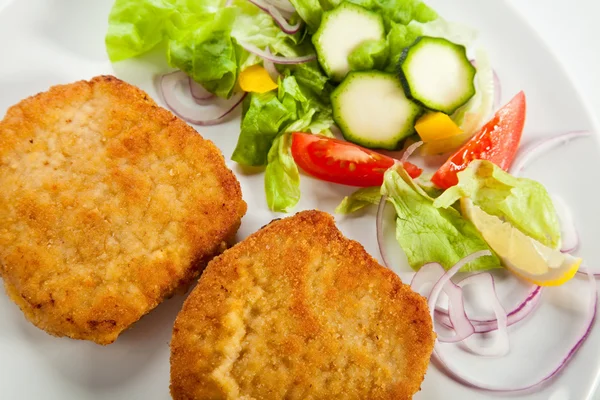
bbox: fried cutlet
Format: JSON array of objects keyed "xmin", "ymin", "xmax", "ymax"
[
  {"xmin": 0, "ymin": 75, "xmax": 247, "ymax": 345},
  {"xmin": 170, "ymin": 210, "xmax": 435, "ymax": 400}
]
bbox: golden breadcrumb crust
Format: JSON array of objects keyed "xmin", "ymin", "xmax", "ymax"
[
  {"xmin": 0, "ymin": 75, "xmax": 247, "ymax": 345},
  {"xmin": 170, "ymin": 210, "xmax": 434, "ymax": 400}
]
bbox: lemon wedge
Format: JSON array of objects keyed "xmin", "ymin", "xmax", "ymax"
[{"xmin": 461, "ymin": 198, "xmax": 581, "ymax": 286}]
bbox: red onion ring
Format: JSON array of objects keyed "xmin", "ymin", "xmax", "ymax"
[
  {"xmin": 399, "ymin": 140, "xmax": 423, "ymax": 163},
  {"xmin": 510, "ymin": 130, "xmax": 591, "ymax": 177},
  {"xmin": 410, "ymin": 262, "xmax": 510, "ymax": 354},
  {"xmin": 264, "ymin": 0, "xmax": 296, "ymax": 13},
  {"xmin": 410, "ymin": 262, "xmax": 444, "ymax": 293},
  {"xmin": 160, "ymin": 71, "xmax": 246, "ymax": 126},
  {"xmin": 426, "ymin": 251, "xmax": 492, "ymax": 325},
  {"xmin": 188, "ymin": 77, "xmax": 215, "ymax": 104},
  {"xmin": 376, "ymin": 195, "xmax": 392, "ymax": 269},
  {"xmin": 418, "ymin": 252, "xmax": 509, "ymax": 356},
  {"xmin": 246, "ymin": 0, "xmax": 301, "ymax": 34},
  {"xmin": 456, "ymin": 273, "xmax": 509, "ymax": 357},
  {"xmin": 578, "ymin": 266, "xmax": 600, "ymax": 278},
  {"xmin": 433, "ymin": 270, "xmax": 597, "ymax": 392},
  {"xmin": 435, "ymin": 284, "xmax": 542, "ymax": 333},
  {"xmin": 263, "ymin": 47, "xmax": 281, "ymax": 82},
  {"xmin": 411, "ymin": 263, "xmax": 476, "ymax": 343},
  {"xmin": 237, "ymin": 41, "xmax": 316, "ymax": 64}
]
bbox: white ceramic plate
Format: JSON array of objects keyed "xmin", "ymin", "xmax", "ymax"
[{"xmin": 1, "ymin": 1, "xmax": 599, "ymax": 399}]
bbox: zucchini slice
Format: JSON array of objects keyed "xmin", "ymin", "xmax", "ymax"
[
  {"xmin": 312, "ymin": 3, "xmax": 385, "ymax": 82},
  {"xmin": 331, "ymin": 71, "xmax": 422, "ymax": 150},
  {"xmin": 398, "ymin": 36, "xmax": 476, "ymax": 114}
]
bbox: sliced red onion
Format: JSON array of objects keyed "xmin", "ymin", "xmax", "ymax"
[
  {"xmin": 160, "ymin": 71, "xmax": 246, "ymax": 126},
  {"xmin": 416, "ymin": 253, "xmax": 508, "ymax": 356},
  {"xmin": 376, "ymin": 195, "xmax": 392, "ymax": 269},
  {"xmin": 246, "ymin": 0, "xmax": 301, "ymax": 34},
  {"xmin": 551, "ymin": 194, "xmax": 580, "ymax": 253},
  {"xmin": 443, "ymin": 289, "xmax": 476, "ymax": 343},
  {"xmin": 427, "ymin": 251, "xmax": 493, "ymax": 318},
  {"xmin": 435, "ymin": 284, "xmax": 542, "ymax": 333},
  {"xmin": 433, "ymin": 270, "xmax": 597, "ymax": 391},
  {"xmin": 510, "ymin": 130, "xmax": 591, "ymax": 177},
  {"xmin": 264, "ymin": 0, "xmax": 296, "ymax": 13},
  {"xmin": 267, "ymin": 5, "xmax": 297, "ymax": 31},
  {"xmin": 426, "ymin": 251, "xmax": 492, "ymax": 338},
  {"xmin": 399, "ymin": 140, "xmax": 423, "ymax": 163},
  {"xmin": 188, "ymin": 77, "xmax": 215, "ymax": 104},
  {"xmin": 238, "ymin": 41, "xmax": 316, "ymax": 64},
  {"xmin": 457, "ymin": 273, "xmax": 509, "ymax": 357},
  {"xmin": 578, "ymin": 265, "xmax": 600, "ymax": 278},
  {"xmin": 411, "ymin": 263, "xmax": 476, "ymax": 343},
  {"xmin": 410, "ymin": 262, "xmax": 444, "ymax": 293},
  {"xmin": 263, "ymin": 47, "xmax": 281, "ymax": 82}
]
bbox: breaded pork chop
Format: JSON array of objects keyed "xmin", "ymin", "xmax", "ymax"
[
  {"xmin": 170, "ymin": 210, "xmax": 435, "ymax": 400},
  {"xmin": 0, "ymin": 76, "xmax": 246, "ymax": 345}
]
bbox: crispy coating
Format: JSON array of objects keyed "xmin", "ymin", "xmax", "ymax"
[
  {"xmin": 0, "ymin": 76, "xmax": 247, "ymax": 345},
  {"xmin": 170, "ymin": 210, "xmax": 435, "ymax": 400}
]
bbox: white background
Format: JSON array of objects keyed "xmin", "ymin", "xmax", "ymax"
[{"xmin": 507, "ymin": 0, "xmax": 600, "ymax": 127}]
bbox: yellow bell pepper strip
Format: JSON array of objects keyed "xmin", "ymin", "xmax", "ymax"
[
  {"xmin": 238, "ymin": 65, "xmax": 278, "ymax": 93},
  {"xmin": 415, "ymin": 112, "xmax": 466, "ymax": 155}
]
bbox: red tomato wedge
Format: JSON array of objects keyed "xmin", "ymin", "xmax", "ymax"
[
  {"xmin": 290, "ymin": 132, "xmax": 422, "ymax": 187},
  {"xmin": 431, "ymin": 91, "xmax": 526, "ymax": 189}
]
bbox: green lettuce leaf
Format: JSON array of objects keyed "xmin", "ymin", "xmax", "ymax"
[
  {"xmin": 335, "ymin": 186, "xmax": 382, "ymax": 214},
  {"xmin": 348, "ymin": 39, "xmax": 389, "ymax": 71},
  {"xmin": 231, "ymin": 91, "xmax": 295, "ymax": 166},
  {"xmin": 278, "ymin": 73, "xmax": 332, "ymax": 128},
  {"xmin": 303, "ymin": 110, "xmax": 334, "ymax": 134},
  {"xmin": 106, "ymin": 0, "xmax": 228, "ymax": 62},
  {"xmin": 107, "ymin": 0, "xmax": 309, "ymax": 97},
  {"xmin": 348, "ymin": 0, "xmax": 437, "ymax": 28},
  {"xmin": 265, "ymin": 134, "xmax": 301, "ymax": 212},
  {"xmin": 235, "ymin": 72, "xmax": 333, "ymax": 211},
  {"xmin": 167, "ymin": 8, "xmax": 238, "ymax": 98},
  {"xmin": 281, "ymin": 62, "xmax": 332, "ymax": 97},
  {"xmin": 415, "ymin": 172, "xmax": 444, "ymax": 199},
  {"xmin": 290, "ymin": 0, "xmax": 324, "ymax": 32},
  {"xmin": 382, "ymin": 167, "xmax": 501, "ymax": 272},
  {"xmin": 384, "ymin": 22, "xmax": 422, "ymax": 71},
  {"xmin": 433, "ymin": 160, "xmax": 561, "ymax": 249},
  {"xmin": 232, "ymin": 72, "xmax": 332, "ymax": 167},
  {"xmin": 106, "ymin": 0, "xmax": 180, "ymax": 62},
  {"xmin": 230, "ymin": 0, "xmax": 310, "ymax": 54}
]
